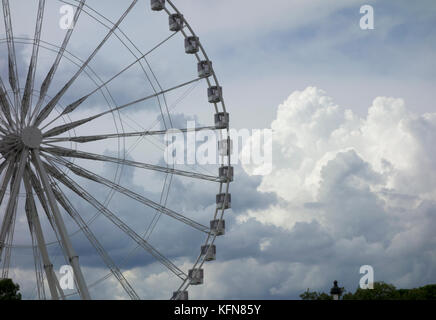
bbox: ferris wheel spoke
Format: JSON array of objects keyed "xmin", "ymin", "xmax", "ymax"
[
  {"xmin": 0, "ymin": 125, "xmax": 7, "ymax": 136},
  {"xmin": 29, "ymin": 236, "xmax": 46, "ymax": 300},
  {"xmin": 44, "ymin": 31, "xmax": 179, "ymax": 129},
  {"xmin": 22, "ymin": 0, "xmax": 46, "ymax": 127},
  {"xmin": 0, "ymin": 78, "xmax": 16, "ymax": 128},
  {"xmin": 23, "ymin": 170, "xmax": 63, "ymax": 300},
  {"xmin": 24, "ymin": 186, "xmax": 48, "ymax": 300},
  {"xmin": 49, "ymin": 179, "xmax": 140, "ymax": 300},
  {"xmin": 1, "ymin": 196, "xmax": 17, "ymax": 279},
  {"xmin": 25, "ymin": 213, "xmax": 47, "ymax": 300},
  {"xmin": 26, "ymin": 165, "xmax": 58, "ymax": 233},
  {"xmin": 32, "ymin": 150, "xmax": 91, "ymax": 300},
  {"xmin": 0, "ymin": 138, "xmax": 21, "ymax": 162},
  {"xmin": 45, "ymin": 154, "xmax": 211, "ymax": 234},
  {"xmin": 42, "ymin": 76, "xmax": 202, "ymax": 139},
  {"xmin": 29, "ymin": 160, "xmax": 101, "ymax": 278},
  {"xmin": 143, "ymin": 172, "xmax": 173, "ymax": 242},
  {"xmin": 1, "ymin": 159, "xmax": 21, "ymax": 277},
  {"xmin": 2, "ymin": 161, "xmax": 20, "ymax": 271},
  {"xmin": 0, "ymin": 120, "xmax": 10, "ymax": 135},
  {"xmin": 0, "ymin": 149, "xmax": 27, "ymax": 262},
  {"xmin": 27, "ymin": 165, "xmax": 72, "ymax": 300},
  {"xmin": 29, "ymin": 164, "xmax": 70, "ymax": 285},
  {"xmin": 30, "ymin": 0, "xmax": 86, "ymax": 124},
  {"xmin": 0, "ymin": 158, "xmax": 9, "ymax": 176},
  {"xmin": 69, "ymin": 0, "xmax": 175, "ymax": 130},
  {"xmin": 41, "ymin": 145, "xmax": 222, "ymax": 183},
  {"xmin": 2, "ymin": 0, "xmax": 21, "ymax": 118},
  {"xmin": 0, "ymin": 160, "xmax": 14, "ymax": 211},
  {"xmin": 45, "ymin": 125, "xmax": 217, "ymax": 143},
  {"xmin": 43, "ymin": 158, "xmax": 187, "ymax": 280},
  {"xmin": 0, "ymin": 101, "xmax": 13, "ymax": 129},
  {"xmin": 33, "ymin": 0, "xmax": 138, "ymax": 128}
]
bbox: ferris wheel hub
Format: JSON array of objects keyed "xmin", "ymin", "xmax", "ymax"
[{"xmin": 21, "ymin": 126, "xmax": 43, "ymax": 149}]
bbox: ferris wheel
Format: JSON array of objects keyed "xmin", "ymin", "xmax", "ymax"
[{"xmin": 0, "ymin": 0, "xmax": 232, "ymax": 300}]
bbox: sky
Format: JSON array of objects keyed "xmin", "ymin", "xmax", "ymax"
[{"xmin": 0, "ymin": 0, "xmax": 436, "ymax": 299}]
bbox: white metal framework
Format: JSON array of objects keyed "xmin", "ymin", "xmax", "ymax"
[{"xmin": 0, "ymin": 0, "xmax": 231, "ymax": 300}]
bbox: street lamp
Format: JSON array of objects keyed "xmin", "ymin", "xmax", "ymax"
[{"xmin": 330, "ymin": 280, "xmax": 343, "ymax": 300}]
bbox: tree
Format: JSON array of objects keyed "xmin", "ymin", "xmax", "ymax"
[
  {"xmin": 397, "ymin": 284, "xmax": 436, "ymax": 300},
  {"xmin": 300, "ymin": 282, "xmax": 436, "ymax": 300},
  {"xmin": 0, "ymin": 278, "xmax": 22, "ymax": 300},
  {"xmin": 343, "ymin": 282, "xmax": 399, "ymax": 300},
  {"xmin": 300, "ymin": 289, "xmax": 332, "ymax": 300}
]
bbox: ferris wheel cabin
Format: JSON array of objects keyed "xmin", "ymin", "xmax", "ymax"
[
  {"xmin": 151, "ymin": 0, "xmax": 165, "ymax": 11},
  {"xmin": 185, "ymin": 36, "xmax": 200, "ymax": 54},
  {"xmin": 208, "ymin": 86, "xmax": 222, "ymax": 103},
  {"xmin": 201, "ymin": 244, "xmax": 217, "ymax": 261},
  {"xmin": 219, "ymin": 166, "xmax": 234, "ymax": 182},
  {"xmin": 198, "ymin": 60, "xmax": 213, "ymax": 78},
  {"xmin": 188, "ymin": 268, "xmax": 204, "ymax": 285},
  {"xmin": 214, "ymin": 112, "xmax": 229, "ymax": 129},
  {"xmin": 216, "ymin": 193, "xmax": 231, "ymax": 210},
  {"xmin": 172, "ymin": 290, "xmax": 189, "ymax": 300},
  {"xmin": 210, "ymin": 219, "xmax": 225, "ymax": 236},
  {"xmin": 169, "ymin": 13, "xmax": 184, "ymax": 31}
]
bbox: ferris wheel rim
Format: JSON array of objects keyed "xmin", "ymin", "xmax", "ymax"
[{"xmin": 0, "ymin": 0, "xmax": 232, "ymax": 300}]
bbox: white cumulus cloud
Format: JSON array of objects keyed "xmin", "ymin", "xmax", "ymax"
[
  {"xmin": 234, "ymin": 86, "xmax": 436, "ymax": 295},
  {"xmin": 244, "ymin": 86, "xmax": 436, "ymax": 230}
]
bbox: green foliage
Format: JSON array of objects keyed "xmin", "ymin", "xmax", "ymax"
[
  {"xmin": 0, "ymin": 278, "xmax": 22, "ymax": 300},
  {"xmin": 301, "ymin": 281, "xmax": 436, "ymax": 300},
  {"xmin": 343, "ymin": 282, "xmax": 399, "ymax": 300},
  {"xmin": 317, "ymin": 292, "xmax": 333, "ymax": 300},
  {"xmin": 397, "ymin": 284, "xmax": 436, "ymax": 300},
  {"xmin": 300, "ymin": 288, "xmax": 333, "ymax": 300}
]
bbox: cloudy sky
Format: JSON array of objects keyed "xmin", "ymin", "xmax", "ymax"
[{"xmin": 1, "ymin": 0, "xmax": 436, "ymax": 299}]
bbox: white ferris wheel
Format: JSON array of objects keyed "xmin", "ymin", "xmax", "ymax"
[{"xmin": 0, "ymin": 0, "xmax": 232, "ymax": 300}]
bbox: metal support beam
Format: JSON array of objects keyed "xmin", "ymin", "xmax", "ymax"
[
  {"xmin": 1, "ymin": 196, "xmax": 17, "ymax": 278},
  {"xmin": 22, "ymin": 0, "xmax": 45, "ymax": 126},
  {"xmin": 2, "ymin": 0, "xmax": 21, "ymax": 117},
  {"xmin": 44, "ymin": 159, "xmax": 187, "ymax": 279},
  {"xmin": 50, "ymin": 180, "xmax": 139, "ymax": 300},
  {"xmin": 46, "ymin": 154, "xmax": 210, "ymax": 233},
  {"xmin": 30, "ymin": 0, "xmax": 86, "ymax": 124},
  {"xmin": 23, "ymin": 170, "xmax": 62, "ymax": 300},
  {"xmin": 41, "ymin": 77, "xmax": 201, "ymax": 137},
  {"xmin": 0, "ymin": 150, "xmax": 28, "ymax": 258},
  {"xmin": 34, "ymin": 0, "xmax": 138, "ymax": 127},
  {"xmin": 41, "ymin": 146, "xmax": 221, "ymax": 182},
  {"xmin": 32, "ymin": 150, "xmax": 91, "ymax": 300}
]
